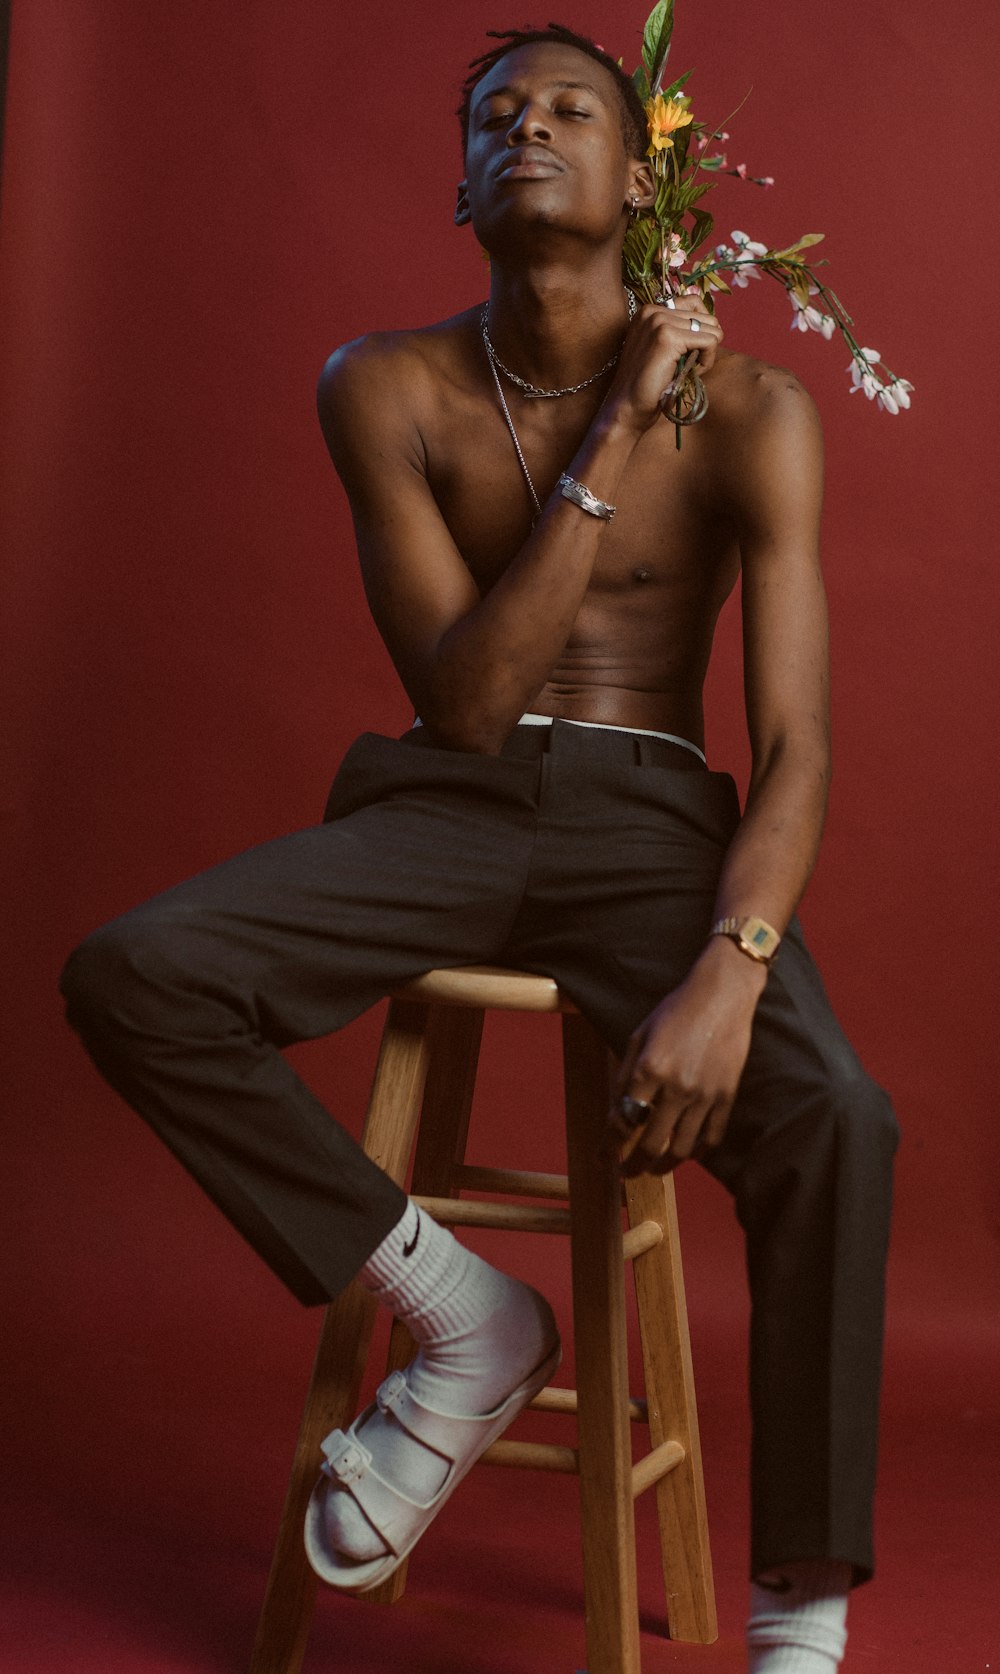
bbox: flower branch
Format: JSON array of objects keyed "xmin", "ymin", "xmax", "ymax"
[{"xmin": 623, "ymin": 1, "xmax": 911, "ymax": 415}]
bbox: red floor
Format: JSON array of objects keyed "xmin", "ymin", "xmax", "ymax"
[{"xmin": 3, "ymin": 1295, "xmax": 996, "ymax": 1673}]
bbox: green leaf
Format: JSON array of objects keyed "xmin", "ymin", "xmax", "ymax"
[
  {"xmin": 631, "ymin": 26, "xmax": 687, "ymax": 109},
  {"xmin": 658, "ymin": 68, "xmax": 691, "ymax": 103},
  {"xmin": 641, "ymin": 0, "xmax": 675, "ymax": 95},
  {"xmin": 770, "ymin": 232, "xmax": 825, "ymax": 259},
  {"xmin": 686, "ymin": 205, "xmax": 714, "ymax": 257}
]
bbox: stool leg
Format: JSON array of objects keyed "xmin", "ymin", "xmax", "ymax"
[
  {"xmin": 563, "ymin": 1014, "xmax": 641, "ymax": 1674},
  {"xmin": 250, "ymin": 998, "xmax": 436, "ymax": 1674},
  {"xmin": 362, "ymin": 1003, "xmax": 485, "ymax": 1607},
  {"xmin": 625, "ymin": 1172, "xmax": 717, "ymax": 1644}
]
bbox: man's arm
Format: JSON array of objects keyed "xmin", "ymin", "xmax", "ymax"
[
  {"xmin": 613, "ymin": 372, "xmax": 830, "ymax": 1172},
  {"xmin": 318, "ymin": 303, "xmax": 721, "ymax": 753},
  {"xmin": 711, "ymin": 370, "xmax": 830, "ymax": 933}
]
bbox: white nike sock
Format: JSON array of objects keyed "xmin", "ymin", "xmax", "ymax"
[
  {"xmin": 320, "ymin": 1201, "xmax": 558, "ymax": 1565},
  {"xmin": 360, "ymin": 1201, "xmax": 524, "ymax": 1356},
  {"xmin": 747, "ymin": 1560, "xmax": 851, "ymax": 1672}
]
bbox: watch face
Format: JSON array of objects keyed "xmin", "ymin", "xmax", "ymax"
[{"xmin": 741, "ymin": 917, "xmax": 780, "ymax": 960}]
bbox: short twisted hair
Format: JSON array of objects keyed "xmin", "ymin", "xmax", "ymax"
[{"xmin": 458, "ymin": 24, "xmax": 648, "ymax": 159}]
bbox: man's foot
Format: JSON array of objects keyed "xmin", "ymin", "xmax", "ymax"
[
  {"xmin": 747, "ymin": 1560, "xmax": 851, "ymax": 1671},
  {"xmin": 304, "ymin": 1204, "xmax": 560, "ymax": 1589}
]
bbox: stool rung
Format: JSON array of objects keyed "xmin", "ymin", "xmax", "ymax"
[
  {"xmin": 622, "ymin": 1219, "xmax": 664, "ymax": 1260},
  {"xmin": 453, "ymin": 1164, "xmax": 570, "ymax": 1201},
  {"xmin": 480, "ymin": 1439, "xmax": 579, "ymax": 1474},
  {"xmin": 631, "ymin": 1439, "xmax": 685, "ymax": 1499},
  {"xmin": 413, "ymin": 1194, "xmax": 571, "ymax": 1234},
  {"xmin": 531, "ymin": 1385, "xmax": 648, "ymax": 1423}
]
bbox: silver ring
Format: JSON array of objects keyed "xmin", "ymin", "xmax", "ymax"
[
  {"xmin": 689, "ymin": 318, "xmax": 701, "ymax": 333},
  {"xmin": 618, "ymin": 1095, "xmax": 652, "ymax": 1130},
  {"xmin": 662, "ymin": 296, "xmax": 676, "ymax": 310}
]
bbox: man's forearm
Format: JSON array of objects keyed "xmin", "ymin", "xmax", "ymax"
[
  {"xmin": 714, "ymin": 738, "xmax": 831, "ymax": 935},
  {"xmin": 421, "ymin": 414, "xmax": 640, "ymax": 752},
  {"xmin": 693, "ymin": 737, "xmax": 831, "ymax": 993}
]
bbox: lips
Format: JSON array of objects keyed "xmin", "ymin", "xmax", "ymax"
[{"xmin": 495, "ymin": 147, "xmax": 564, "ymax": 181}]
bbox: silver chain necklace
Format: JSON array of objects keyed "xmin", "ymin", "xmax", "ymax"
[
  {"xmin": 483, "ymin": 291, "xmax": 637, "ymax": 518},
  {"xmin": 481, "ymin": 289, "xmax": 637, "ymax": 398}
]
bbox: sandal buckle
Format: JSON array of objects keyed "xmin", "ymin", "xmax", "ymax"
[
  {"xmin": 376, "ymin": 1370, "xmax": 407, "ymax": 1413},
  {"xmin": 320, "ymin": 1430, "xmax": 370, "ymax": 1484}
]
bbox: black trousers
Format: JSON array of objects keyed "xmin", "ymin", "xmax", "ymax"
[{"xmin": 61, "ymin": 720, "xmax": 898, "ymax": 1583}]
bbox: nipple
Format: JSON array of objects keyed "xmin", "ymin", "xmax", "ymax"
[{"xmin": 632, "ymin": 567, "xmax": 653, "ymax": 584}]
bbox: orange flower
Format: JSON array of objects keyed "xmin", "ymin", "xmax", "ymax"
[{"xmin": 645, "ymin": 93, "xmax": 693, "ymax": 155}]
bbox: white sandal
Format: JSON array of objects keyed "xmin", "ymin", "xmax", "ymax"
[{"xmin": 304, "ymin": 1341, "xmax": 561, "ymax": 1591}]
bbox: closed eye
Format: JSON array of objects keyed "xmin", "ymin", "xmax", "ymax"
[{"xmin": 480, "ymin": 106, "xmax": 592, "ymax": 128}]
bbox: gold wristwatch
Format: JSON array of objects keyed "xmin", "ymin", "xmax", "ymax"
[{"xmin": 710, "ymin": 915, "xmax": 781, "ymax": 966}]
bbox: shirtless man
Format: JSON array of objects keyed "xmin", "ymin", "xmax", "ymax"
[{"xmin": 61, "ymin": 26, "xmax": 897, "ymax": 1674}]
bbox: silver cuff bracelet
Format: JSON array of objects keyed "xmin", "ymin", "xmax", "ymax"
[{"xmin": 558, "ymin": 474, "xmax": 616, "ymax": 522}]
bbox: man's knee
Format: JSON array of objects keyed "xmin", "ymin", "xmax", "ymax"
[
  {"xmin": 60, "ymin": 910, "xmax": 186, "ymax": 1045},
  {"xmin": 824, "ymin": 1065, "xmax": 900, "ymax": 1161}
]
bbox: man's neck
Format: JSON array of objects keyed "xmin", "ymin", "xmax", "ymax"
[{"xmin": 485, "ymin": 255, "xmax": 632, "ymax": 393}]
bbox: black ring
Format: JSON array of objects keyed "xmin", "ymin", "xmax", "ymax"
[{"xmin": 618, "ymin": 1095, "xmax": 652, "ymax": 1130}]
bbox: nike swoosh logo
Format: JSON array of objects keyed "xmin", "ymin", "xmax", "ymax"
[{"xmin": 403, "ymin": 1218, "xmax": 420, "ymax": 1258}]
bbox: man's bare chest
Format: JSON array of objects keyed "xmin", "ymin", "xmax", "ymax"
[{"xmin": 421, "ymin": 383, "xmax": 737, "ymax": 598}]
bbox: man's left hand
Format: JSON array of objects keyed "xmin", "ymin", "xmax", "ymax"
[{"xmin": 608, "ymin": 939, "xmax": 767, "ymax": 1175}]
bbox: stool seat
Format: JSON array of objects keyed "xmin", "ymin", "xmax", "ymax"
[
  {"xmin": 251, "ymin": 966, "xmax": 716, "ymax": 1674},
  {"xmin": 395, "ymin": 964, "xmax": 575, "ymax": 1012}
]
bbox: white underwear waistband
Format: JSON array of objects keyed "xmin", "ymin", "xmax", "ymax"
[{"xmin": 412, "ymin": 713, "xmax": 707, "ymax": 765}]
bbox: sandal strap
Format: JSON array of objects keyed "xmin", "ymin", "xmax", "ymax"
[
  {"xmin": 319, "ymin": 1425, "xmax": 430, "ymax": 1555},
  {"xmin": 374, "ymin": 1367, "xmax": 498, "ymax": 1456},
  {"xmin": 316, "ymin": 1368, "xmax": 501, "ymax": 1556}
]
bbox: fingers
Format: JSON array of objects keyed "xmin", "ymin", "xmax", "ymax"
[
  {"xmin": 620, "ymin": 1101, "xmax": 693, "ymax": 1177},
  {"xmin": 614, "ymin": 1083, "xmax": 733, "ymax": 1178},
  {"xmin": 641, "ymin": 296, "xmax": 722, "ymax": 376},
  {"xmin": 610, "ymin": 296, "xmax": 722, "ymax": 432}
]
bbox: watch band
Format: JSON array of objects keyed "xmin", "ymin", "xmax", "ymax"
[
  {"xmin": 710, "ymin": 915, "xmax": 781, "ymax": 965},
  {"xmin": 558, "ymin": 474, "xmax": 616, "ymax": 522}
]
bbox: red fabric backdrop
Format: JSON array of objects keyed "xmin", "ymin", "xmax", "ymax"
[{"xmin": 2, "ymin": 2, "xmax": 998, "ymax": 1670}]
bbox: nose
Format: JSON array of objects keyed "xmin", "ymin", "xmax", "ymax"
[{"xmin": 505, "ymin": 100, "xmax": 554, "ymax": 145}]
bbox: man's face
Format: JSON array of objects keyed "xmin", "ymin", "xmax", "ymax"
[{"xmin": 462, "ymin": 42, "xmax": 640, "ymax": 252}]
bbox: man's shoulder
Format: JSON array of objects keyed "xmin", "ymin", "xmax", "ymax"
[
  {"xmin": 709, "ymin": 347, "xmax": 820, "ymax": 437},
  {"xmin": 318, "ymin": 309, "xmax": 482, "ymax": 416}
]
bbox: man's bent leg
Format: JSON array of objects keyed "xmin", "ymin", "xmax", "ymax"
[
  {"xmin": 62, "ymin": 731, "xmax": 565, "ymax": 1585},
  {"xmin": 61, "ymin": 732, "xmax": 542, "ymax": 1303}
]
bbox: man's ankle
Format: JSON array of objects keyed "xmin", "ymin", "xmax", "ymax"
[{"xmin": 747, "ymin": 1560, "xmax": 851, "ymax": 1672}]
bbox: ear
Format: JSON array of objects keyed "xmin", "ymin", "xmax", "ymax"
[
  {"xmin": 454, "ymin": 180, "xmax": 471, "ymax": 226},
  {"xmin": 625, "ymin": 159, "xmax": 656, "ymax": 214}
]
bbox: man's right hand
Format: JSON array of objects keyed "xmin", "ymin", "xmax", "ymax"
[{"xmin": 601, "ymin": 296, "xmax": 723, "ymax": 437}]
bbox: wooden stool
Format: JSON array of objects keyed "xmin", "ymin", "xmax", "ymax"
[{"xmin": 251, "ymin": 967, "xmax": 717, "ymax": 1674}]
